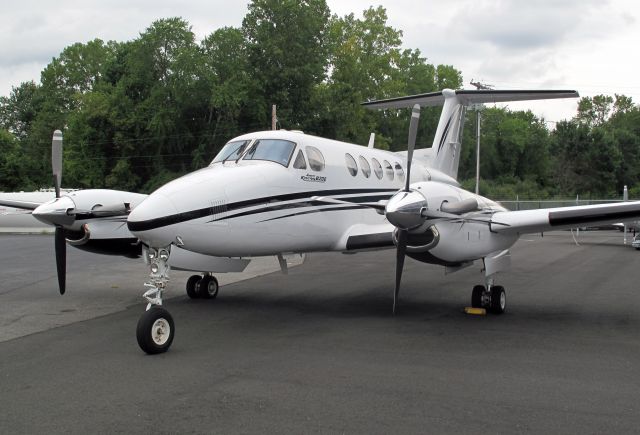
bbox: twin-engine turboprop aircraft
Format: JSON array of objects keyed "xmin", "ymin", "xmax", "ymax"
[
  {"xmin": 125, "ymin": 88, "xmax": 640, "ymax": 354},
  {"xmin": 5, "ymin": 88, "xmax": 640, "ymax": 355}
]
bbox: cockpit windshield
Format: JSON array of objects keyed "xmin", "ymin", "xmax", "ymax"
[
  {"xmin": 242, "ymin": 139, "xmax": 296, "ymax": 167},
  {"xmin": 211, "ymin": 140, "xmax": 250, "ymax": 164}
]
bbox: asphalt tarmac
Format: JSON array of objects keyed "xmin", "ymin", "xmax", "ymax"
[{"xmin": 1, "ymin": 231, "xmax": 639, "ymax": 434}]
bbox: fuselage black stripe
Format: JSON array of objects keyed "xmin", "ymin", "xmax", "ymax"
[
  {"xmin": 209, "ymin": 194, "xmax": 393, "ymax": 223},
  {"xmin": 258, "ymin": 205, "xmax": 369, "ymax": 223},
  {"xmin": 128, "ymin": 189, "xmax": 397, "ymax": 232}
]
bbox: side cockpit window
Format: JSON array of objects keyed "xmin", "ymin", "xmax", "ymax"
[
  {"xmin": 306, "ymin": 146, "xmax": 325, "ymax": 171},
  {"xmin": 211, "ymin": 140, "xmax": 250, "ymax": 164},
  {"xmin": 293, "ymin": 150, "xmax": 307, "ymax": 169},
  {"xmin": 243, "ymin": 139, "xmax": 296, "ymax": 167}
]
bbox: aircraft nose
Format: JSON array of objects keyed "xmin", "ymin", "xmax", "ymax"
[{"xmin": 127, "ymin": 193, "xmax": 179, "ymax": 247}]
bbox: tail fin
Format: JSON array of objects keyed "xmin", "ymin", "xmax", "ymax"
[{"xmin": 363, "ymin": 89, "xmax": 579, "ymax": 180}]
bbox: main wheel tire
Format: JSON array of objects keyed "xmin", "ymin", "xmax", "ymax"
[
  {"xmin": 471, "ymin": 285, "xmax": 485, "ymax": 308},
  {"xmin": 197, "ymin": 275, "xmax": 219, "ymax": 299},
  {"xmin": 136, "ymin": 307, "xmax": 175, "ymax": 354},
  {"xmin": 489, "ymin": 285, "xmax": 506, "ymax": 314},
  {"xmin": 186, "ymin": 275, "xmax": 201, "ymax": 299}
]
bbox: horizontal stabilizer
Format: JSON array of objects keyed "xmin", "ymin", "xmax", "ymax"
[{"xmin": 362, "ymin": 89, "xmax": 579, "ymax": 109}]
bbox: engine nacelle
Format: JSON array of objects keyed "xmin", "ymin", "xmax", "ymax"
[
  {"xmin": 392, "ymin": 226, "xmax": 440, "ymax": 253},
  {"xmin": 66, "ymin": 223, "xmax": 142, "ymax": 258}
]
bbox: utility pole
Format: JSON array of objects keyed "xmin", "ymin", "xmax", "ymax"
[
  {"xmin": 271, "ymin": 105, "xmax": 277, "ymax": 130},
  {"xmin": 475, "ymin": 108, "xmax": 481, "ymax": 195},
  {"xmin": 624, "ymin": 184, "xmax": 629, "ymax": 245},
  {"xmin": 469, "ymin": 79, "xmax": 493, "ymax": 195}
]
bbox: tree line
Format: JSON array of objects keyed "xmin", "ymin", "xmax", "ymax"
[{"xmin": 0, "ymin": 0, "xmax": 638, "ymax": 199}]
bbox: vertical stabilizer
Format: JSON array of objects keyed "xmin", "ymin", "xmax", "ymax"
[{"xmin": 430, "ymin": 90, "xmax": 466, "ymax": 179}]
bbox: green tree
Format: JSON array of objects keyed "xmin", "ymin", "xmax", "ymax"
[
  {"xmin": 0, "ymin": 129, "xmax": 27, "ymax": 191},
  {"xmin": 243, "ymin": 0, "xmax": 331, "ymax": 128},
  {"xmin": 0, "ymin": 81, "xmax": 42, "ymax": 140},
  {"xmin": 575, "ymin": 95, "xmax": 614, "ymax": 127},
  {"xmin": 199, "ymin": 26, "xmax": 256, "ymax": 160}
]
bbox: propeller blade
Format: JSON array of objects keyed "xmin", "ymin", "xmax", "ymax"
[
  {"xmin": 394, "ymin": 229, "xmax": 408, "ymax": 314},
  {"xmin": 404, "ymin": 104, "xmax": 421, "ymax": 192},
  {"xmin": 52, "ymin": 130, "xmax": 63, "ymax": 199},
  {"xmin": 54, "ymin": 226, "xmax": 66, "ymax": 295}
]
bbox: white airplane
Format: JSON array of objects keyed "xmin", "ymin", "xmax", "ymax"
[
  {"xmin": 121, "ymin": 88, "xmax": 640, "ymax": 354},
  {"xmin": 8, "ymin": 89, "xmax": 640, "ymax": 355}
]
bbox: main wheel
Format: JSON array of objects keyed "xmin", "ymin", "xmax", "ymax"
[
  {"xmin": 136, "ymin": 307, "xmax": 175, "ymax": 354},
  {"xmin": 471, "ymin": 285, "xmax": 485, "ymax": 308},
  {"xmin": 186, "ymin": 275, "xmax": 201, "ymax": 299},
  {"xmin": 197, "ymin": 275, "xmax": 219, "ymax": 299},
  {"xmin": 489, "ymin": 286, "xmax": 506, "ymax": 314}
]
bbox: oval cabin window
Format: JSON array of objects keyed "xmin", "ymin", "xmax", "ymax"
[
  {"xmin": 395, "ymin": 163, "xmax": 405, "ymax": 183},
  {"xmin": 345, "ymin": 153, "xmax": 358, "ymax": 176},
  {"xmin": 359, "ymin": 156, "xmax": 371, "ymax": 178},
  {"xmin": 383, "ymin": 160, "xmax": 394, "ymax": 180},
  {"xmin": 371, "ymin": 158, "xmax": 383, "ymax": 179}
]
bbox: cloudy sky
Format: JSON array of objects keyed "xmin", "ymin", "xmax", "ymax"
[{"xmin": 1, "ymin": 0, "xmax": 638, "ymax": 122}]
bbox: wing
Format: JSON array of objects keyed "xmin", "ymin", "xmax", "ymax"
[
  {"xmin": 0, "ymin": 199, "xmax": 42, "ymax": 210},
  {"xmin": 490, "ymin": 201, "xmax": 640, "ymax": 234}
]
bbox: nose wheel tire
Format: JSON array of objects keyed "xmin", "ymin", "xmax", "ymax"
[
  {"xmin": 489, "ymin": 285, "xmax": 506, "ymax": 314},
  {"xmin": 197, "ymin": 275, "xmax": 219, "ymax": 299},
  {"xmin": 186, "ymin": 275, "xmax": 201, "ymax": 299},
  {"xmin": 136, "ymin": 307, "xmax": 175, "ymax": 354}
]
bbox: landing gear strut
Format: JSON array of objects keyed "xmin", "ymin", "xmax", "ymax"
[{"xmin": 137, "ymin": 247, "xmax": 175, "ymax": 354}]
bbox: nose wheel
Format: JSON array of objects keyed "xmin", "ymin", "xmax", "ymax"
[
  {"xmin": 470, "ymin": 284, "xmax": 506, "ymax": 314},
  {"xmin": 136, "ymin": 307, "xmax": 175, "ymax": 354}
]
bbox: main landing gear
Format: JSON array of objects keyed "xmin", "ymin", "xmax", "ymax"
[
  {"xmin": 186, "ymin": 274, "xmax": 219, "ymax": 299},
  {"xmin": 471, "ymin": 281, "xmax": 506, "ymax": 314}
]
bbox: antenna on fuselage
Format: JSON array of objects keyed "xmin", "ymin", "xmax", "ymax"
[
  {"xmin": 367, "ymin": 132, "xmax": 375, "ymax": 148},
  {"xmin": 271, "ymin": 105, "xmax": 278, "ymax": 130}
]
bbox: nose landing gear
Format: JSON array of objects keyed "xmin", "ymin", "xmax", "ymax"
[{"xmin": 137, "ymin": 246, "xmax": 175, "ymax": 354}]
